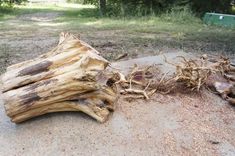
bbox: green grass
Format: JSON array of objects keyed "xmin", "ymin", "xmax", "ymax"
[
  {"xmin": 0, "ymin": 3, "xmax": 96, "ymax": 20},
  {"xmin": 0, "ymin": 3, "xmax": 234, "ymax": 56},
  {"xmin": 53, "ymin": 5, "xmax": 234, "ymax": 54}
]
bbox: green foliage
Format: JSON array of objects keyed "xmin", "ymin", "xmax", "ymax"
[
  {"xmin": 0, "ymin": 1, "xmax": 13, "ymax": 8},
  {"xmin": 0, "ymin": 0, "xmax": 27, "ymax": 18},
  {"xmin": 161, "ymin": 5, "xmax": 200, "ymax": 24},
  {"xmin": 191, "ymin": 0, "xmax": 232, "ymax": 15},
  {"xmin": 0, "ymin": 0, "xmax": 27, "ymax": 11},
  {"xmin": 0, "ymin": 0, "xmax": 26, "ymax": 6},
  {"xmin": 80, "ymin": 0, "xmax": 234, "ymax": 17},
  {"xmin": 0, "ymin": 1, "xmax": 13, "ymax": 18}
]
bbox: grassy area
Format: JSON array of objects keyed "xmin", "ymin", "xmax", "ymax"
[
  {"xmin": 0, "ymin": 3, "xmax": 234, "ymax": 69},
  {"xmin": 53, "ymin": 4, "xmax": 234, "ymax": 55},
  {"xmin": 0, "ymin": 3, "xmax": 89, "ymax": 20}
]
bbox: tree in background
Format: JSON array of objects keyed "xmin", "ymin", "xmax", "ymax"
[
  {"xmin": 99, "ymin": 0, "xmax": 106, "ymax": 16},
  {"xmin": 191, "ymin": 0, "xmax": 232, "ymax": 14},
  {"xmin": 0, "ymin": 0, "xmax": 26, "ymax": 8},
  {"xmin": 81, "ymin": 0, "xmax": 234, "ymax": 16}
]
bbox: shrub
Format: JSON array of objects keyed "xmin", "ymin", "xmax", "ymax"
[
  {"xmin": 161, "ymin": 5, "xmax": 200, "ymax": 23},
  {"xmin": 81, "ymin": 0, "xmax": 234, "ymax": 17}
]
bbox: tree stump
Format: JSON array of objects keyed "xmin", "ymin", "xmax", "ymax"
[{"xmin": 0, "ymin": 32, "xmax": 117, "ymax": 123}]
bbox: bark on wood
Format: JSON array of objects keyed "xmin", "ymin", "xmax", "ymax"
[{"xmin": 1, "ymin": 32, "xmax": 117, "ymax": 123}]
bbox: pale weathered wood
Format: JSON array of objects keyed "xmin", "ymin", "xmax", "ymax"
[
  {"xmin": 2, "ymin": 35, "xmax": 106, "ymax": 92},
  {"xmin": 11, "ymin": 87, "xmax": 117, "ymax": 123},
  {"xmin": 1, "ymin": 32, "xmax": 117, "ymax": 123}
]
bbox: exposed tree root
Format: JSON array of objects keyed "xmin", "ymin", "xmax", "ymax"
[
  {"xmin": 116, "ymin": 54, "xmax": 235, "ymax": 104},
  {"xmin": 164, "ymin": 55, "xmax": 231, "ymax": 91}
]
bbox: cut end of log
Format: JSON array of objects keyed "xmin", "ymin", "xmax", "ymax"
[{"xmin": 1, "ymin": 32, "xmax": 117, "ymax": 123}]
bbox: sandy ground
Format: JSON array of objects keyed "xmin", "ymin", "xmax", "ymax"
[
  {"xmin": 0, "ymin": 12, "xmax": 61, "ymax": 72},
  {"xmin": 0, "ymin": 9, "xmax": 235, "ymax": 155},
  {"xmin": 0, "ymin": 52, "xmax": 235, "ymax": 156}
]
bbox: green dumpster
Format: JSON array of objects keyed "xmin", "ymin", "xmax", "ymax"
[{"xmin": 203, "ymin": 13, "xmax": 235, "ymax": 28}]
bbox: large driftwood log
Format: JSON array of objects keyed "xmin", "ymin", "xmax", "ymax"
[{"xmin": 1, "ymin": 32, "xmax": 117, "ymax": 123}]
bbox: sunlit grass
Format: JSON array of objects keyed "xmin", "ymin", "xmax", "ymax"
[
  {"xmin": 0, "ymin": 2, "xmax": 234, "ymax": 54},
  {"xmin": 0, "ymin": 3, "xmax": 94, "ymax": 20},
  {"xmin": 16, "ymin": 3, "xmax": 94, "ymax": 11}
]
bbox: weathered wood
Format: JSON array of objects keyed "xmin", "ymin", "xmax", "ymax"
[
  {"xmin": 11, "ymin": 87, "xmax": 117, "ymax": 123},
  {"xmin": 1, "ymin": 32, "xmax": 117, "ymax": 123},
  {"xmin": 1, "ymin": 35, "xmax": 106, "ymax": 92}
]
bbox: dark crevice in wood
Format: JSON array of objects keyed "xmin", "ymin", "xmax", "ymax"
[{"xmin": 18, "ymin": 60, "xmax": 52, "ymax": 76}]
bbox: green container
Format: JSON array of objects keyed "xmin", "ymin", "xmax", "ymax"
[{"xmin": 203, "ymin": 13, "xmax": 235, "ymax": 28}]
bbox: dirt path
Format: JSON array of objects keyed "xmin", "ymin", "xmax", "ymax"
[
  {"xmin": 0, "ymin": 11, "xmax": 63, "ymax": 72},
  {"xmin": 0, "ymin": 11, "xmax": 124, "ymax": 72},
  {"xmin": 18, "ymin": 12, "xmax": 61, "ymax": 22},
  {"xmin": 0, "ymin": 10, "xmax": 182, "ymax": 73}
]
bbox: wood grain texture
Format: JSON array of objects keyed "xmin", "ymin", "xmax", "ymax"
[{"xmin": 1, "ymin": 32, "xmax": 117, "ymax": 123}]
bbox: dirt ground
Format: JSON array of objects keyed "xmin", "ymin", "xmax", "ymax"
[
  {"xmin": 0, "ymin": 12, "xmax": 61, "ymax": 72},
  {"xmin": 0, "ymin": 11, "xmax": 132, "ymax": 72},
  {"xmin": 0, "ymin": 8, "xmax": 235, "ymax": 155},
  {"xmin": 1, "ymin": 10, "xmax": 234, "ymax": 73},
  {"xmin": 0, "ymin": 52, "xmax": 235, "ymax": 156}
]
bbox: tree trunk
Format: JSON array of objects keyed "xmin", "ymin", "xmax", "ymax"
[
  {"xmin": 99, "ymin": 0, "xmax": 106, "ymax": 16},
  {"xmin": 1, "ymin": 32, "xmax": 117, "ymax": 123}
]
